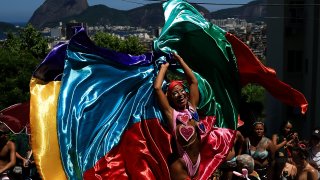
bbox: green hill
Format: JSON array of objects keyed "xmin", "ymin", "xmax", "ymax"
[
  {"xmin": 0, "ymin": 22, "xmax": 19, "ymax": 39},
  {"xmin": 0, "ymin": 22, "xmax": 17, "ymax": 32}
]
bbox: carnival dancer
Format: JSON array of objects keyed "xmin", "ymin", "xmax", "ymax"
[{"xmin": 154, "ymin": 52, "xmax": 202, "ymax": 179}]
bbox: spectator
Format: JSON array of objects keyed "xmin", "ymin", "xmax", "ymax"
[
  {"xmin": 234, "ymin": 154, "xmax": 260, "ymax": 180},
  {"xmin": 14, "ymin": 132, "xmax": 40, "ymax": 180},
  {"xmin": 0, "ymin": 123, "xmax": 16, "ymax": 180},
  {"xmin": 292, "ymin": 141, "xmax": 318, "ymax": 180},
  {"xmin": 244, "ymin": 121, "xmax": 275, "ymax": 180},
  {"xmin": 307, "ymin": 128, "xmax": 320, "ymax": 178},
  {"xmin": 272, "ymin": 120, "xmax": 295, "ymax": 179}
]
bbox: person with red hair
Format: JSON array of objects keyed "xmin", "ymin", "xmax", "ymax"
[{"xmin": 154, "ymin": 52, "xmax": 202, "ymax": 180}]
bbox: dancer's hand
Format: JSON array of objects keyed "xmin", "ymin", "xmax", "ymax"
[
  {"xmin": 171, "ymin": 52, "xmax": 183, "ymax": 62},
  {"xmin": 22, "ymin": 158, "xmax": 29, "ymax": 167},
  {"xmin": 160, "ymin": 62, "xmax": 169, "ymax": 69}
]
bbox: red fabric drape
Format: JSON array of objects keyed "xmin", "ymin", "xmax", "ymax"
[
  {"xmin": 226, "ymin": 33, "xmax": 308, "ymax": 114},
  {"xmin": 84, "ymin": 117, "xmax": 235, "ymax": 180}
]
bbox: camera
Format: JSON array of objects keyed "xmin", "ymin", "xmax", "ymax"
[{"xmin": 286, "ymin": 132, "xmax": 294, "ymax": 141}]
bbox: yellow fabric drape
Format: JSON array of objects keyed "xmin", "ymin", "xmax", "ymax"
[{"xmin": 30, "ymin": 78, "xmax": 67, "ymax": 180}]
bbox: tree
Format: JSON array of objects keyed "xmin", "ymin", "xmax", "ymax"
[
  {"xmin": 0, "ymin": 24, "xmax": 46, "ymax": 109},
  {"xmin": 92, "ymin": 32, "xmax": 146, "ymax": 55},
  {"xmin": 19, "ymin": 24, "xmax": 49, "ymax": 59},
  {"xmin": 2, "ymin": 24, "xmax": 48, "ymax": 59},
  {"xmin": 240, "ymin": 83, "xmax": 266, "ymax": 118},
  {"xmin": 241, "ymin": 83, "xmax": 265, "ymax": 103},
  {"xmin": 0, "ymin": 49, "xmax": 39, "ymax": 110},
  {"xmin": 92, "ymin": 32, "xmax": 122, "ymax": 52},
  {"xmin": 121, "ymin": 36, "xmax": 147, "ymax": 55},
  {"xmin": 2, "ymin": 32, "xmax": 21, "ymax": 53}
]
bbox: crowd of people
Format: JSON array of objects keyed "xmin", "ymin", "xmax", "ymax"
[
  {"xmin": 0, "ymin": 123, "xmax": 40, "ymax": 180},
  {"xmin": 214, "ymin": 120, "xmax": 320, "ymax": 180},
  {"xmin": 2, "ymin": 118, "xmax": 319, "ymax": 180}
]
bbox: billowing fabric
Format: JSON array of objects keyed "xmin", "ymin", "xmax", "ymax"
[
  {"xmin": 30, "ymin": 78, "xmax": 67, "ymax": 180},
  {"xmin": 55, "ymin": 29, "xmax": 235, "ymax": 179},
  {"xmin": 225, "ymin": 33, "xmax": 308, "ymax": 113},
  {"xmin": 154, "ymin": 0, "xmax": 241, "ymax": 129},
  {"xmin": 33, "ymin": 42, "xmax": 67, "ymax": 82},
  {"xmin": 29, "ymin": 0, "xmax": 308, "ymax": 179},
  {"xmin": 57, "ymin": 30, "xmax": 161, "ymax": 179},
  {"xmin": 30, "ymin": 42, "xmax": 68, "ymax": 180}
]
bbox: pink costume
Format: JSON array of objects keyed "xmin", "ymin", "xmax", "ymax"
[{"xmin": 172, "ymin": 106, "xmax": 204, "ymax": 177}]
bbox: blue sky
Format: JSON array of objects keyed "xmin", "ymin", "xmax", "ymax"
[{"xmin": 0, "ymin": 0, "xmax": 252, "ymax": 23}]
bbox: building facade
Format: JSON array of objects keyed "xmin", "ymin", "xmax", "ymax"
[{"xmin": 266, "ymin": 0, "xmax": 320, "ymax": 138}]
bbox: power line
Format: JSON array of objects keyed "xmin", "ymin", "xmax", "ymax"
[
  {"xmin": 222, "ymin": 16, "xmax": 305, "ymax": 19},
  {"xmin": 115, "ymin": 0, "xmax": 319, "ymax": 20},
  {"xmin": 211, "ymin": 15, "xmax": 318, "ymax": 21},
  {"xmin": 190, "ymin": 3, "xmax": 319, "ymax": 6},
  {"xmin": 143, "ymin": 0, "xmax": 320, "ymax": 6},
  {"xmin": 121, "ymin": 0, "xmax": 320, "ymax": 7}
]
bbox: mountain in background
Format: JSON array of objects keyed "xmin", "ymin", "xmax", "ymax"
[
  {"xmin": 29, "ymin": 2, "xmax": 209, "ymax": 29},
  {"xmin": 29, "ymin": 0, "xmax": 88, "ymax": 29},
  {"xmin": 209, "ymin": 0, "xmax": 267, "ymax": 22},
  {"xmin": 0, "ymin": 22, "xmax": 18, "ymax": 39},
  {"xmin": 0, "ymin": 22, "xmax": 17, "ymax": 32},
  {"xmin": 42, "ymin": 3, "xmax": 166, "ymax": 28},
  {"xmin": 3, "ymin": 0, "xmax": 266, "ymax": 30}
]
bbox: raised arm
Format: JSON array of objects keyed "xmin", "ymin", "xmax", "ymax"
[
  {"xmin": 172, "ymin": 53, "xmax": 199, "ymax": 108},
  {"xmin": 154, "ymin": 62, "xmax": 174, "ymax": 129},
  {"xmin": 271, "ymin": 134, "xmax": 287, "ymax": 151}
]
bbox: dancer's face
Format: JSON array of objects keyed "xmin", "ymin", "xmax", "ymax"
[{"xmin": 169, "ymin": 85, "xmax": 188, "ymax": 110}]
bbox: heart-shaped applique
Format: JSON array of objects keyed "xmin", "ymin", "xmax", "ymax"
[
  {"xmin": 178, "ymin": 114, "xmax": 190, "ymax": 124},
  {"xmin": 179, "ymin": 125, "xmax": 195, "ymax": 142}
]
